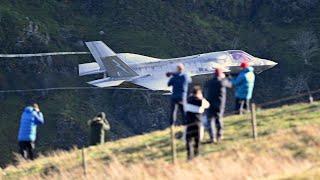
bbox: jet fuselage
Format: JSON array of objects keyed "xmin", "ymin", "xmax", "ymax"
[{"xmin": 115, "ymin": 50, "xmax": 277, "ymax": 90}]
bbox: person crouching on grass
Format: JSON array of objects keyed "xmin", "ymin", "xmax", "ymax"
[{"xmin": 184, "ymin": 86, "xmax": 210, "ymax": 160}]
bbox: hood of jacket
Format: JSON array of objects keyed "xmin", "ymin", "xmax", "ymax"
[
  {"xmin": 243, "ymin": 67, "xmax": 254, "ymax": 73},
  {"xmin": 24, "ymin": 106, "xmax": 34, "ymax": 113},
  {"xmin": 93, "ymin": 117, "xmax": 103, "ymax": 121}
]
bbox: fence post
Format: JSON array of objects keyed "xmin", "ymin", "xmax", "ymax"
[
  {"xmin": 309, "ymin": 95, "xmax": 314, "ymax": 104},
  {"xmin": 250, "ymin": 103, "xmax": 258, "ymax": 140},
  {"xmin": 170, "ymin": 125, "xmax": 177, "ymax": 164},
  {"xmin": 0, "ymin": 168, "xmax": 4, "ymax": 179},
  {"xmin": 82, "ymin": 148, "xmax": 88, "ymax": 177}
]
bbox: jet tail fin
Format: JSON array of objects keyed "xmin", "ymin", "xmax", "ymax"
[
  {"xmin": 101, "ymin": 55, "xmax": 139, "ymax": 77},
  {"xmin": 85, "ymin": 41, "xmax": 138, "ymax": 78},
  {"xmin": 85, "ymin": 41, "xmax": 116, "ymax": 70}
]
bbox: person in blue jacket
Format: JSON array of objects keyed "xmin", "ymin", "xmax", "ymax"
[
  {"xmin": 232, "ymin": 62, "xmax": 255, "ymax": 114},
  {"xmin": 167, "ymin": 64, "xmax": 192, "ymax": 125},
  {"xmin": 18, "ymin": 103, "xmax": 44, "ymax": 160}
]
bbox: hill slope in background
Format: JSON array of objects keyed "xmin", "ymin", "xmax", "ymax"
[
  {"xmin": 0, "ymin": 0, "xmax": 320, "ymax": 166},
  {"xmin": 3, "ymin": 102, "xmax": 320, "ymax": 179}
]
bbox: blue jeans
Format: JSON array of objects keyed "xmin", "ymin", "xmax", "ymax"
[
  {"xmin": 235, "ymin": 98, "xmax": 250, "ymax": 115},
  {"xmin": 170, "ymin": 99, "xmax": 185, "ymax": 125},
  {"xmin": 207, "ymin": 108, "xmax": 223, "ymax": 141}
]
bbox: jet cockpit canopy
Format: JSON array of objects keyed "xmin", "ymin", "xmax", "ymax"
[{"xmin": 228, "ymin": 50, "xmax": 255, "ymax": 62}]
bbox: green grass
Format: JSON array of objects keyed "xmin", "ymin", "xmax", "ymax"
[{"xmin": 3, "ymin": 102, "xmax": 320, "ymax": 179}]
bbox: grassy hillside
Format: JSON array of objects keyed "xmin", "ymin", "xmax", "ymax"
[
  {"xmin": 284, "ymin": 166, "xmax": 320, "ymax": 179},
  {"xmin": 1, "ymin": 0, "xmax": 320, "ymax": 167},
  {"xmin": 3, "ymin": 102, "xmax": 320, "ymax": 179}
]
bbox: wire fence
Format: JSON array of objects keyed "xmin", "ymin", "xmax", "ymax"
[
  {"xmin": 81, "ymin": 93, "xmax": 318, "ymax": 177},
  {"xmin": 0, "ymin": 85, "xmax": 318, "ymax": 101},
  {"xmin": 0, "ymin": 52, "xmax": 90, "ymax": 58},
  {"xmin": 0, "ymin": 86, "xmax": 155, "ymax": 93},
  {"xmin": 182, "ymin": 87, "xmax": 320, "ymax": 136},
  {"xmin": 1, "ymin": 86, "xmax": 319, "ymax": 141},
  {"xmin": 3, "ymin": 86, "xmax": 320, "ymax": 177},
  {"xmin": 259, "ymin": 89, "xmax": 320, "ymax": 107}
]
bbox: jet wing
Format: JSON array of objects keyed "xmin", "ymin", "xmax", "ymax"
[
  {"xmin": 87, "ymin": 74, "xmax": 149, "ymax": 88},
  {"xmin": 87, "ymin": 77, "xmax": 126, "ymax": 87},
  {"xmin": 131, "ymin": 76, "xmax": 171, "ymax": 91}
]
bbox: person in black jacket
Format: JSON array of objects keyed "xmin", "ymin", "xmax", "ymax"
[
  {"xmin": 205, "ymin": 68, "xmax": 232, "ymax": 143},
  {"xmin": 88, "ymin": 112, "xmax": 110, "ymax": 146},
  {"xmin": 185, "ymin": 86, "xmax": 210, "ymax": 160}
]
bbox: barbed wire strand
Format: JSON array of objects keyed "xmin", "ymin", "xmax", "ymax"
[
  {"xmin": 1, "ymin": 86, "xmax": 319, "ymax": 139},
  {"xmin": 177, "ymin": 89, "xmax": 320, "ymax": 133},
  {"xmin": 0, "ymin": 86, "xmax": 156, "ymax": 93},
  {"xmin": 259, "ymin": 89, "xmax": 320, "ymax": 107},
  {"xmin": 0, "ymin": 52, "xmax": 90, "ymax": 58},
  {"xmin": 4, "ymin": 87, "xmax": 320, "ymax": 175}
]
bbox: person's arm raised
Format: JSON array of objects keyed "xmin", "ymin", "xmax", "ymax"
[
  {"xmin": 223, "ymin": 78, "xmax": 233, "ymax": 88},
  {"xmin": 103, "ymin": 120, "xmax": 110, "ymax": 130},
  {"xmin": 33, "ymin": 111, "xmax": 44, "ymax": 125},
  {"xmin": 167, "ymin": 74, "xmax": 174, "ymax": 86},
  {"xmin": 232, "ymin": 74, "xmax": 244, "ymax": 86}
]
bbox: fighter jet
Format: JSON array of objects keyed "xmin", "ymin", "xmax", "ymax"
[
  {"xmin": 0, "ymin": 41, "xmax": 277, "ymax": 91},
  {"xmin": 80, "ymin": 41, "xmax": 277, "ymax": 90}
]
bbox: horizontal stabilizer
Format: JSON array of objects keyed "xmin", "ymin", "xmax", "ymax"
[
  {"xmin": 79, "ymin": 62, "xmax": 103, "ymax": 76},
  {"xmin": 87, "ymin": 78, "xmax": 125, "ymax": 87}
]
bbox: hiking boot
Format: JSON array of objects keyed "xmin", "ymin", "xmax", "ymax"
[
  {"xmin": 210, "ymin": 138, "xmax": 217, "ymax": 144},
  {"xmin": 217, "ymin": 136, "xmax": 224, "ymax": 143}
]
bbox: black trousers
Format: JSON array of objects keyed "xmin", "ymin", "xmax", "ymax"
[
  {"xmin": 170, "ymin": 100, "xmax": 185, "ymax": 125},
  {"xmin": 186, "ymin": 123, "xmax": 200, "ymax": 160},
  {"xmin": 235, "ymin": 98, "xmax": 250, "ymax": 115},
  {"xmin": 207, "ymin": 108, "xmax": 224, "ymax": 141},
  {"xmin": 19, "ymin": 141, "xmax": 35, "ymax": 160}
]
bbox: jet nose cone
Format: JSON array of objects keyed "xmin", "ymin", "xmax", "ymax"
[
  {"xmin": 253, "ymin": 58, "xmax": 278, "ymax": 73},
  {"xmin": 264, "ymin": 59, "xmax": 278, "ymax": 68}
]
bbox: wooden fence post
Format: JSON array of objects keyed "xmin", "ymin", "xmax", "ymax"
[
  {"xmin": 82, "ymin": 148, "xmax": 88, "ymax": 177},
  {"xmin": 170, "ymin": 125, "xmax": 177, "ymax": 164},
  {"xmin": 309, "ymin": 95, "xmax": 314, "ymax": 104},
  {"xmin": 0, "ymin": 168, "xmax": 4, "ymax": 179},
  {"xmin": 250, "ymin": 103, "xmax": 258, "ymax": 140}
]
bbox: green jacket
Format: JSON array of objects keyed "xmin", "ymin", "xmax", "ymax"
[{"xmin": 88, "ymin": 117, "xmax": 110, "ymax": 145}]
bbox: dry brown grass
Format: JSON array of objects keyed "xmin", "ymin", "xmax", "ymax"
[
  {"xmin": 5, "ymin": 102, "xmax": 320, "ymax": 179},
  {"xmin": 20, "ymin": 125, "xmax": 320, "ymax": 180}
]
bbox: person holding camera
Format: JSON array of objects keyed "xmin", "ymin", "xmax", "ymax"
[
  {"xmin": 18, "ymin": 103, "xmax": 44, "ymax": 160},
  {"xmin": 185, "ymin": 86, "xmax": 210, "ymax": 160},
  {"xmin": 167, "ymin": 63, "xmax": 192, "ymax": 126},
  {"xmin": 232, "ymin": 61, "xmax": 255, "ymax": 115},
  {"xmin": 205, "ymin": 68, "xmax": 232, "ymax": 143},
  {"xmin": 88, "ymin": 112, "xmax": 110, "ymax": 146}
]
